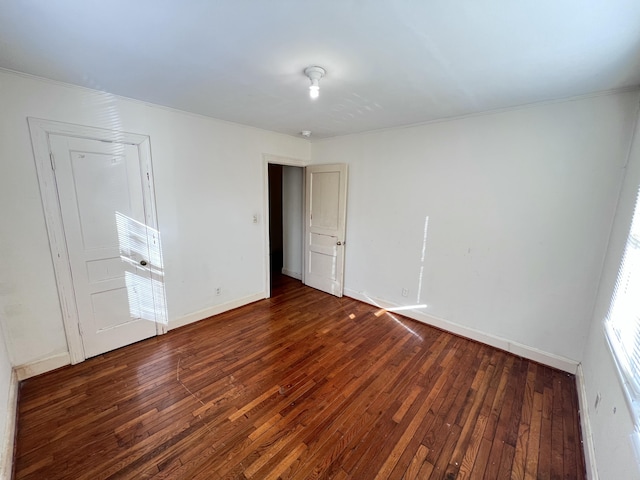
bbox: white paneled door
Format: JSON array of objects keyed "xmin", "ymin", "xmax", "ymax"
[
  {"xmin": 304, "ymin": 164, "xmax": 348, "ymax": 297},
  {"xmin": 48, "ymin": 134, "xmax": 163, "ymax": 358}
]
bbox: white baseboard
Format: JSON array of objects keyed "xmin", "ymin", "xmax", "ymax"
[
  {"xmin": 575, "ymin": 364, "xmax": 599, "ymax": 480},
  {"xmin": 169, "ymin": 292, "xmax": 266, "ymax": 330},
  {"xmin": 12, "ymin": 294, "xmax": 268, "ymax": 379},
  {"xmin": 14, "ymin": 352, "xmax": 71, "ymax": 381},
  {"xmin": 344, "ymin": 288, "xmax": 579, "ymax": 374},
  {"xmin": 281, "ymin": 269, "xmax": 302, "ymax": 280},
  {"xmin": 0, "ymin": 370, "xmax": 18, "ymax": 480}
]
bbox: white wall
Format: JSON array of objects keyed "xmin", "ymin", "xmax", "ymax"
[
  {"xmin": 311, "ymin": 92, "xmax": 639, "ymax": 365},
  {"xmin": 282, "ymin": 166, "xmax": 303, "ymax": 279},
  {"xmin": 580, "ymin": 105, "xmax": 640, "ymax": 479},
  {"xmin": 0, "ymin": 69, "xmax": 310, "ymax": 368}
]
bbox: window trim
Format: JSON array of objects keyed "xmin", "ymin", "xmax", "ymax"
[{"xmin": 605, "ymin": 323, "xmax": 640, "ymax": 425}]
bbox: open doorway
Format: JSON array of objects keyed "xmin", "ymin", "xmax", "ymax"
[{"xmin": 267, "ymin": 163, "xmax": 304, "ymax": 291}]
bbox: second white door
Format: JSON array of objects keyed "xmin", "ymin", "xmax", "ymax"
[{"xmin": 304, "ymin": 164, "xmax": 348, "ymax": 297}]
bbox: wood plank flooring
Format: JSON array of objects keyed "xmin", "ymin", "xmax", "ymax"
[{"xmin": 13, "ymin": 275, "xmax": 586, "ymax": 479}]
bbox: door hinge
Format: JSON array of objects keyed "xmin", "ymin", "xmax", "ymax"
[{"xmin": 49, "ymin": 152, "xmax": 56, "ymax": 170}]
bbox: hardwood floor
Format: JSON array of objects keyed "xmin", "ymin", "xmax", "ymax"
[{"xmin": 14, "ymin": 275, "xmax": 586, "ymax": 479}]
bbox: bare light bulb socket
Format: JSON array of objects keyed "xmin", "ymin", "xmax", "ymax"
[{"xmin": 304, "ymin": 66, "xmax": 326, "ymax": 100}]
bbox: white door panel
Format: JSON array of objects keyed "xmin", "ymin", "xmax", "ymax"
[
  {"xmin": 304, "ymin": 164, "xmax": 348, "ymax": 297},
  {"xmin": 50, "ymin": 135, "xmax": 160, "ymax": 358},
  {"xmin": 310, "ymin": 171, "xmax": 341, "ymax": 230}
]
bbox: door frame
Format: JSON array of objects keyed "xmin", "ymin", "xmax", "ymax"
[
  {"xmin": 262, "ymin": 154, "xmax": 307, "ymax": 298},
  {"xmin": 28, "ymin": 118, "xmax": 165, "ymax": 364}
]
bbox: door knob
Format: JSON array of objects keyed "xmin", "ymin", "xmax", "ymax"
[
  {"xmin": 140, "ymin": 260, "xmax": 147, "ymax": 266},
  {"xmin": 336, "ymin": 241, "xmax": 342, "ymax": 246}
]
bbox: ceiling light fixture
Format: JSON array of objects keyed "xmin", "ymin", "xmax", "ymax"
[{"xmin": 304, "ymin": 66, "xmax": 326, "ymax": 99}]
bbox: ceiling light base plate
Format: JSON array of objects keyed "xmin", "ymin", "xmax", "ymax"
[{"xmin": 304, "ymin": 66, "xmax": 326, "ymax": 80}]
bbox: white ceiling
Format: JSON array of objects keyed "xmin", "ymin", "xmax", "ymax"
[{"xmin": 1, "ymin": 1, "xmax": 640, "ymax": 139}]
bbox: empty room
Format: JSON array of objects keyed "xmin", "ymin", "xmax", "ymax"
[{"xmin": 1, "ymin": 1, "xmax": 640, "ymax": 479}]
